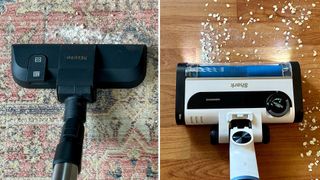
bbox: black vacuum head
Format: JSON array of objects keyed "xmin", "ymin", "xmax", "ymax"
[
  {"xmin": 11, "ymin": 44, "xmax": 147, "ymax": 102},
  {"xmin": 11, "ymin": 44, "xmax": 148, "ymax": 177},
  {"xmin": 12, "ymin": 44, "xmax": 147, "ymax": 89}
]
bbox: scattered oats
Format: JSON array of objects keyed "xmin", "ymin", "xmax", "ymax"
[
  {"xmin": 208, "ymin": 13, "xmax": 213, "ymax": 16},
  {"xmin": 308, "ymin": 70, "xmax": 312, "ymax": 74},
  {"xmin": 236, "ymin": 53, "xmax": 240, "ymax": 56},
  {"xmin": 214, "ymin": 0, "xmax": 217, "ymax": 2},
  {"xmin": 209, "ymin": 25, "xmax": 214, "ymax": 31},
  {"xmin": 317, "ymin": 151, "xmax": 320, "ymax": 157},
  {"xmin": 308, "ymin": 90, "xmax": 312, "ymax": 94},
  {"xmin": 245, "ymin": 54, "xmax": 249, "ymax": 58},
  {"xmin": 306, "ymin": 150, "xmax": 312, "ymax": 157},
  {"xmin": 205, "ymin": 3, "xmax": 209, "ymax": 7},
  {"xmin": 310, "ymin": 141, "xmax": 315, "ymax": 145},
  {"xmin": 311, "ymin": 126, "xmax": 318, "ymax": 131},
  {"xmin": 307, "ymin": 25, "xmax": 311, "ymax": 29},
  {"xmin": 269, "ymin": 14, "xmax": 274, "ymax": 19},
  {"xmin": 303, "ymin": 142, "xmax": 308, "ymax": 146},
  {"xmin": 226, "ymin": 51, "xmax": 231, "ymax": 56},
  {"xmin": 260, "ymin": 6, "xmax": 264, "ymax": 10},
  {"xmin": 249, "ymin": 11, "xmax": 253, "ymax": 15},
  {"xmin": 301, "ymin": 153, "xmax": 304, "ymax": 158},
  {"xmin": 307, "ymin": 11, "xmax": 312, "ymax": 15},
  {"xmin": 298, "ymin": 39, "xmax": 302, "ymax": 44},
  {"xmin": 312, "ymin": 3, "xmax": 316, "ymax": 7},
  {"xmin": 239, "ymin": 16, "xmax": 243, "ymax": 20},
  {"xmin": 254, "ymin": 49, "xmax": 258, "ymax": 54},
  {"xmin": 313, "ymin": 50, "xmax": 317, "ymax": 57},
  {"xmin": 273, "ymin": 5, "xmax": 278, "ymax": 12},
  {"xmin": 254, "ymin": 32, "xmax": 259, "ymax": 35},
  {"xmin": 252, "ymin": 40, "xmax": 256, "ymax": 44},
  {"xmin": 242, "ymin": 32, "xmax": 246, "ymax": 39},
  {"xmin": 282, "ymin": 19, "xmax": 286, "ymax": 23},
  {"xmin": 223, "ymin": 18, "xmax": 228, "ymax": 23},
  {"xmin": 309, "ymin": 163, "xmax": 314, "ymax": 171},
  {"xmin": 275, "ymin": 27, "xmax": 280, "ymax": 31},
  {"xmin": 310, "ymin": 138, "xmax": 317, "ymax": 145},
  {"xmin": 303, "ymin": 98, "xmax": 305, "ymax": 102},
  {"xmin": 226, "ymin": 57, "xmax": 230, "ymax": 60},
  {"xmin": 226, "ymin": 4, "xmax": 230, "ymax": 8}
]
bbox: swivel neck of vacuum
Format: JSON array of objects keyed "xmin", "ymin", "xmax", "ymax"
[{"xmin": 52, "ymin": 96, "xmax": 87, "ymax": 180}]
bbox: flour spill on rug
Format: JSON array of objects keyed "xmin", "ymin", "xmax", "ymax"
[
  {"xmin": 0, "ymin": 0, "xmax": 158, "ymax": 179},
  {"xmin": 201, "ymin": 0, "xmax": 319, "ymax": 178}
]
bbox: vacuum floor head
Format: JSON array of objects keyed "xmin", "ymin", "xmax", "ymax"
[
  {"xmin": 12, "ymin": 44, "xmax": 147, "ymax": 88},
  {"xmin": 11, "ymin": 44, "xmax": 147, "ymax": 179},
  {"xmin": 175, "ymin": 61, "xmax": 304, "ymax": 180},
  {"xmin": 176, "ymin": 62, "xmax": 303, "ymax": 125}
]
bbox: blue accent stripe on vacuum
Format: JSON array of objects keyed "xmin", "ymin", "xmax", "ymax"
[
  {"xmin": 231, "ymin": 176, "xmax": 259, "ymax": 180},
  {"xmin": 187, "ymin": 64, "xmax": 286, "ymax": 77}
]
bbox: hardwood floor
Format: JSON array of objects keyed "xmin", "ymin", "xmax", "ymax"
[{"xmin": 160, "ymin": 0, "xmax": 320, "ymax": 179}]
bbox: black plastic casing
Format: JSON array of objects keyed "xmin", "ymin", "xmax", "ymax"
[
  {"xmin": 11, "ymin": 44, "xmax": 147, "ymax": 90},
  {"xmin": 11, "ymin": 44, "xmax": 147, "ymax": 173},
  {"xmin": 53, "ymin": 96, "xmax": 86, "ymax": 173}
]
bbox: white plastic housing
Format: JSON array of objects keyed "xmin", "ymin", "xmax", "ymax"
[
  {"xmin": 230, "ymin": 127, "xmax": 259, "ymax": 180},
  {"xmin": 184, "ymin": 78, "xmax": 295, "ymax": 125}
]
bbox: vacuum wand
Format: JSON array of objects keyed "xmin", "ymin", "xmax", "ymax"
[
  {"xmin": 230, "ymin": 126, "xmax": 259, "ymax": 180},
  {"xmin": 52, "ymin": 96, "xmax": 87, "ymax": 180}
]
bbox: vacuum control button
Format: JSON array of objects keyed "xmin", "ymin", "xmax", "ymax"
[
  {"xmin": 232, "ymin": 131, "xmax": 252, "ymax": 144},
  {"xmin": 266, "ymin": 92, "xmax": 290, "ymax": 117},
  {"xmin": 28, "ymin": 55, "xmax": 47, "ymax": 82}
]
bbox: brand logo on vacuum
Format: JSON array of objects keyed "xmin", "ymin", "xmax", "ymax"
[
  {"xmin": 230, "ymin": 83, "xmax": 248, "ymax": 88},
  {"xmin": 66, "ymin": 55, "xmax": 88, "ymax": 61}
]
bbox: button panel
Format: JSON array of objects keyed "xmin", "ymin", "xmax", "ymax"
[{"xmin": 28, "ymin": 55, "xmax": 47, "ymax": 82}]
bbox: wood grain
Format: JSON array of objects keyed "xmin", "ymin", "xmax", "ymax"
[{"xmin": 160, "ymin": 0, "xmax": 320, "ymax": 179}]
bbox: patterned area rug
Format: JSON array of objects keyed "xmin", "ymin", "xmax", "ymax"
[{"xmin": 0, "ymin": 0, "xmax": 158, "ymax": 179}]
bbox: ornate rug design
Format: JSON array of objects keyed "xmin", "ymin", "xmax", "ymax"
[{"xmin": 0, "ymin": 0, "xmax": 158, "ymax": 179}]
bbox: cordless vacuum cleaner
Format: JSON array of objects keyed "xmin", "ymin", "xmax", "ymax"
[
  {"xmin": 11, "ymin": 44, "xmax": 147, "ymax": 180},
  {"xmin": 175, "ymin": 62, "xmax": 303, "ymax": 180}
]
